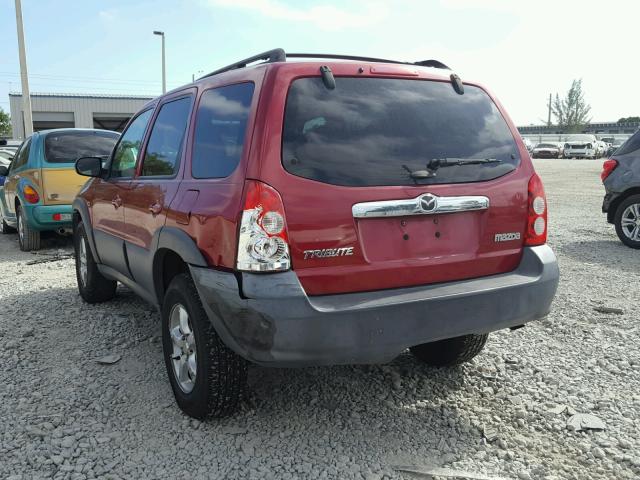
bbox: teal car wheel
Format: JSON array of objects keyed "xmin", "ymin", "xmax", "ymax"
[{"xmin": 17, "ymin": 205, "xmax": 41, "ymax": 251}]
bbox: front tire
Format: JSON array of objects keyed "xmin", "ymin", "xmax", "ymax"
[
  {"xmin": 614, "ymin": 194, "xmax": 640, "ymax": 249},
  {"xmin": 410, "ymin": 333, "xmax": 489, "ymax": 366},
  {"xmin": 74, "ymin": 222, "xmax": 117, "ymax": 302},
  {"xmin": 162, "ymin": 273, "xmax": 248, "ymax": 419},
  {"xmin": 17, "ymin": 205, "xmax": 40, "ymax": 251}
]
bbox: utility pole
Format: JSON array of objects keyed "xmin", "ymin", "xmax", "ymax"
[
  {"xmin": 547, "ymin": 93, "xmax": 552, "ymax": 127},
  {"xmin": 14, "ymin": 0, "xmax": 33, "ymax": 137},
  {"xmin": 153, "ymin": 31, "xmax": 166, "ymax": 94}
]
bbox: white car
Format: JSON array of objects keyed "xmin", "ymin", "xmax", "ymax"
[
  {"xmin": 564, "ymin": 134, "xmax": 599, "ymax": 159},
  {"xmin": 596, "ymin": 141, "xmax": 609, "ymax": 158},
  {"xmin": 521, "ymin": 137, "xmax": 534, "ymax": 153}
]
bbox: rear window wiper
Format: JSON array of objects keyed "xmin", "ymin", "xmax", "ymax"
[
  {"xmin": 427, "ymin": 158, "xmax": 502, "ymax": 169},
  {"xmin": 403, "ymin": 158, "xmax": 502, "ymax": 180}
]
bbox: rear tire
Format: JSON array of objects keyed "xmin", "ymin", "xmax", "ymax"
[
  {"xmin": 17, "ymin": 205, "xmax": 40, "ymax": 251},
  {"xmin": 614, "ymin": 194, "xmax": 640, "ymax": 249},
  {"xmin": 162, "ymin": 273, "xmax": 248, "ymax": 419},
  {"xmin": 74, "ymin": 222, "xmax": 117, "ymax": 302},
  {"xmin": 410, "ymin": 333, "xmax": 489, "ymax": 366}
]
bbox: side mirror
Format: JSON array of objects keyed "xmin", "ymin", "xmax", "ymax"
[
  {"xmin": 0, "ymin": 166, "xmax": 8, "ymax": 176},
  {"xmin": 75, "ymin": 157, "xmax": 104, "ymax": 177}
]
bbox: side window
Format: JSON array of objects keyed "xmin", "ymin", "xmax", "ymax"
[
  {"xmin": 10, "ymin": 138, "xmax": 31, "ymax": 172},
  {"xmin": 110, "ymin": 109, "xmax": 153, "ymax": 178},
  {"xmin": 192, "ymin": 83, "xmax": 254, "ymax": 179},
  {"xmin": 616, "ymin": 131, "xmax": 640, "ymax": 156},
  {"xmin": 141, "ymin": 96, "xmax": 192, "ymax": 177}
]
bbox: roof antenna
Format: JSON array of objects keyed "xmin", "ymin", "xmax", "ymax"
[
  {"xmin": 319, "ymin": 66, "xmax": 336, "ymax": 90},
  {"xmin": 450, "ymin": 73, "xmax": 464, "ymax": 95}
]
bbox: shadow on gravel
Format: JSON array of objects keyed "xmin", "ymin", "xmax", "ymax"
[
  {"xmin": 0, "ymin": 232, "xmax": 73, "ymax": 264},
  {"xmin": 560, "ymin": 238, "xmax": 640, "ymax": 274}
]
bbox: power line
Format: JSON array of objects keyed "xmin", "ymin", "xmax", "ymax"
[{"xmin": 0, "ymin": 72, "xmax": 184, "ymax": 88}]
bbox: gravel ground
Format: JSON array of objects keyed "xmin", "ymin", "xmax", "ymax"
[{"xmin": 1, "ymin": 159, "xmax": 639, "ymax": 480}]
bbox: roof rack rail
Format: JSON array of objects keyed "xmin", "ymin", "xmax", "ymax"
[
  {"xmin": 199, "ymin": 48, "xmax": 286, "ymax": 79},
  {"xmin": 198, "ymin": 49, "xmax": 451, "ymax": 80},
  {"xmin": 288, "ymin": 53, "xmax": 451, "ymax": 70},
  {"xmin": 414, "ymin": 59, "xmax": 451, "ymax": 70}
]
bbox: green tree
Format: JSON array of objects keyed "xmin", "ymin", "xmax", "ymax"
[
  {"xmin": 617, "ymin": 116, "xmax": 640, "ymax": 123},
  {"xmin": 552, "ymin": 79, "xmax": 591, "ymax": 133},
  {"xmin": 0, "ymin": 108, "xmax": 11, "ymax": 137}
]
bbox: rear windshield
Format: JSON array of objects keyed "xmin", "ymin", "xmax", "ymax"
[
  {"xmin": 282, "ymin": 77, "xmax": 520, "ymax": 187},
  {"xmin": 44, "ymin": 131, "xmax": 119, "ymax": 164}
]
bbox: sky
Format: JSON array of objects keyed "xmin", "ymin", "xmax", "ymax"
[{"xmin": 1, "ymin": 0, "xmax": 639, "ymax": 126}]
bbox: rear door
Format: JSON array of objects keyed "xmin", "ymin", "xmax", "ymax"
[
  {"xmin": 90, "ymin": 110, "xmax": 153, "ymax": 276},
  {"xmin": 123, "ymin": 93, "xmax": 194, "ymax": 286},
  {"xmin": 261, "ymin": 71, "xmax": 532, "ymax": 295}
]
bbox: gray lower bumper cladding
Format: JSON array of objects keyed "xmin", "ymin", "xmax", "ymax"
[{"xmin": 190, "ymin": 245, "xmax": 559, "ymax": 367}]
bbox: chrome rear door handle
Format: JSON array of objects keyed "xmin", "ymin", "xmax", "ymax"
[{"xmin": 111, "ymin": 195, "xmax": 122, "ymax": 209}]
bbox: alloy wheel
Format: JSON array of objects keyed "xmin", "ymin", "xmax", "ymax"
[
  {"xmin": 169, "ymin": 304, "xmax": 197, "ymax": 394},
  {"xmin": 18, "ymin": 210, "xmax": 24, "ymax": 243},
  {"xmin": 620, "ymin": 203, "xmax": 640, "ymax": 241},
  {"xmin": 78, "ymin": 236, "xmax": 88, "ymax": 286}
]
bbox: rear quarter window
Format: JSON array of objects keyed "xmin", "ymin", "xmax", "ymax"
[
  {"xmin": 191, "ymin": 83, "xmax": 254, "ymax": 179},
  {"xmin": 282, "ymin": 77, "xmax": 520, "ymax": 187},
  {"xmin": 44, "ymin": 131, "xmax": 119, "ymax": 164}
]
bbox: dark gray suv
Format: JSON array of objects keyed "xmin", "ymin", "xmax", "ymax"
[{"xmin": 602, "ymin": 130, "xmax": 640, "ymax": 248}]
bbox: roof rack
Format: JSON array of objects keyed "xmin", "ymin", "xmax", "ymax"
[
  {"xmin": 287, "ymin": 53, "xmax": 451, "ymax": 70},
  {"xmin": 198, "ymin": 49, "xmax": 451, "ymax": 80},
  {"xmin": 199, "ymin": 48, "xmax": 286, "ymax": 79}
]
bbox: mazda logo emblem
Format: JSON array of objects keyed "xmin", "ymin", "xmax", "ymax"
[{"xmin": 420, "ymin": 194, "xmax": 438, "ymax": 212}]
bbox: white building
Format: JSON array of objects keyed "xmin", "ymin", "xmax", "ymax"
[{"xmin": 9, "ymin": 92, "xmax": 154, "ymax": 140}]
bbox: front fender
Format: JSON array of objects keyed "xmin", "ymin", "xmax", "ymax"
[{"xmin": 73, "ymin": 197, "xmax": 101, "ymax": 263}]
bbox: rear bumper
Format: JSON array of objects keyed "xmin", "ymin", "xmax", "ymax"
[
  {"xmin": 28, "ymin": 204, "xmax": 74, "ymax": 230},
  {"xmin": 190, "ymin": 245, "xmax": 559, "ymax": 367}
]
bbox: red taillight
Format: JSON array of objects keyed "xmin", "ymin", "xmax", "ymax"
[
  {"xmin": 524, "ymin": 173, "xmax": 547, "ymax": 246},
  {"xmin": 52, "ymin": 213, "xmax": 61, "ymax": 221},
  {"xmin": 601, "ymin": 159, "xmax": 618, "ymax": 182},
  {"xmin": 23, "ymin": 185, "xmax": 39, "ymax": 204},
  {"xmin": 236, "ymin": 180, "xmax": 290, "ymax": 272}
]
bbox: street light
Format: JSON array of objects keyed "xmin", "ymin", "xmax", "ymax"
[{"xmin": 153, "ymin": 30, "xmax": 166, "ymax": 94}]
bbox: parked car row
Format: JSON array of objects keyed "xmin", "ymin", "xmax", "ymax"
[{"xmin": 530, "ymin": 135, "xmax": 614, "ymax": 159}]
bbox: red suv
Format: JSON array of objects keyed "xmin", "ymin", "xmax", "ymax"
[{"xmin": 73, "ymin": 49, "xmax": 559, "ymax": 419}]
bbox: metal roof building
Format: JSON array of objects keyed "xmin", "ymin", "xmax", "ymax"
[{"xmin": 9, "ymin": 92, "xmax": 154, "ymax": 140}]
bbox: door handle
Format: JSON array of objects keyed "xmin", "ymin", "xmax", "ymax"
[
  {"xmin": 111, "ymin": 195, "xmax": 122, "ymax": 209},
  {"xmin": 148, "ymin": 202, "xmax": 162, "ymax": 215}
]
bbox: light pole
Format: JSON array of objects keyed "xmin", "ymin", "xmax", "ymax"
[
  {"xmin": 153, "ymin": 31, "xmax": 166, "ymax": 94},
  {"xmin": 14, "ymin": 0, "xmax": 33, "ymax": 137}
]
